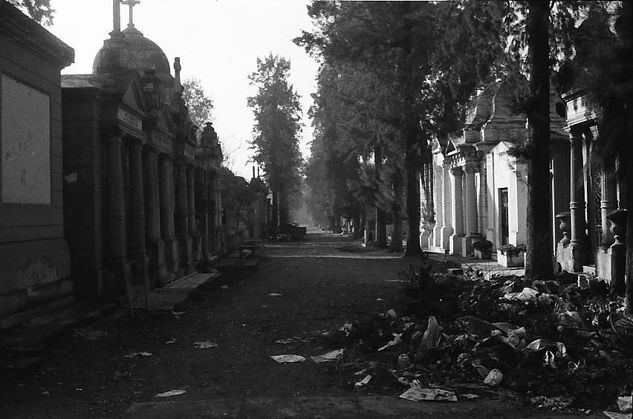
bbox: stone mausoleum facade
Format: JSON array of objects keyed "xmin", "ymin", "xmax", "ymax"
[
  {"xmin": 421, "ymin": 81, "xmax": 569, "ymax": 267},
  {"xmin": 62, "ymin": 1, "xmax": 223, "ymax": 301},
  {"xmin": 0, "ymin": 1, "xmax": 74, "ymax": 328}
]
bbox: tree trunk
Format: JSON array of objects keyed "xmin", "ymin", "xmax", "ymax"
[
  {"xmin": 621, "ymin": 0, "xmax": 633, "ymax": 314},
  {"xmin": 524, "ymin": 1, "xmax": 553, "ymax": 280},
  {"xmin": 279, "ymin": 189, "xmax": 289, "ymax": 225},
  {"xmin": 405, "ymin": 144, "xmax": 423, "ymax": 256},
  {"xmin": 352, "ymin": 209, "xmax": 362, "ymax": 239},
  {"xmin": 375, "ymin": 144, "xmax": 387, "ymax": 248},
  {"xmin": 271, "ymin": 186, "xmax": 279, "ymax": 234},
  {"xmin": 391, "ymin": 174, "xmax": 404, "ymax": 253}
]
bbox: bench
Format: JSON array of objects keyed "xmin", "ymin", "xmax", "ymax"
[{"xmin": 238, "ymin": 239, "xmax": 261, "ymax": 258}]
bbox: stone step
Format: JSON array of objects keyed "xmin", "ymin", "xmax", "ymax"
[
  {"xmin": 131, "ymin": 271, "xmax": 221, "ymax": 311},
  {"xmin": 0, "ymin": 301, "xmax": 118, "ymax": 352}
]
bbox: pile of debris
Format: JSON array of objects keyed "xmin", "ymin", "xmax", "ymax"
[{"xmin": 321, "ymin": 267, "xmax": 633, "ymax": 415}]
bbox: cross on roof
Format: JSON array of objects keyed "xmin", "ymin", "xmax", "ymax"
[{"xmin": 121, "ymin": 0, "xmax": 140, "ymax": 28}]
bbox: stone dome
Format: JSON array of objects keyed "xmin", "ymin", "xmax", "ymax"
[{"xmin": 92, "ymin": 27, "xmax": 171, "ymax": 76}]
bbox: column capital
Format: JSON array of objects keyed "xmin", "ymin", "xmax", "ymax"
[
  {"xmin": 128, "ymin": 137, "xmax": 144, "ymax": 151},
  {"xmin": 143, "ymin": 144, "xmax": 159, "ymax": 155},
  {"xmin": 464, "ymin": 161, "xmax": 480, "ymax": 174},
  {"xmin": 569, "ymin": 125, "xmax": 585, "ymax": 142},
  {"xmin": 450, "ymin": 166, "xmax": 463, "ymax": 176}
]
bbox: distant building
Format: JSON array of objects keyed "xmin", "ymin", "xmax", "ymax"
[{"xmin": 0, "ymin": 1, "xmax": 74, "ymax": 328}]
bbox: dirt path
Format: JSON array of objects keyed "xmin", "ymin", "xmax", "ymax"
[
  {"xmin": 0, "ymin": 231, "xmax": 412, "ymax": 417},
  {"xmin": 0, "ymin": 230, "xmax": 601, "ymax": 418}
]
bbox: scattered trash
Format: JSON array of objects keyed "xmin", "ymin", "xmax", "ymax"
[
  {"xmin": 314, "ymin": 265, "xmax": 633, "ymax": 413},
  {"xmin": 399, "ymin": 386, "xmax": 457, "ymax": 402},
  {"xmin": 339, "ymin": 322, "xmax": 354, "ymax": 336},
  {"xmin": 155, "ymin": 389, "xmax": 186, "ymax": 398},
  {"xmin": 354, "ymin": 374, "xmax": 372, "ymax": 388},
  {"xmin": 275, "ymin": 338, "xmax": 296, "ymax": 345},
  {"xmin": 220, "ymin": 285, "xmax": 229, "ymax": 290},
  {"xmin": 194, "ymin": 341, "xmax": 218, "ymax": 349},
  {"xmin": 124, "ymin": 352, "xmax": 152, "ymax": 358},
  {"xmin": 377, "ymin": 298, "xmax": 384, "ymax": 301},
  {"xmin": 617, "ymin": 395, "xmax": 632, "ymax": 413},
  {"xmin": 311, "ymin": 349, "xmax": 344, "ymax": 363},
  {"xmin": 378, "ymin": 333, "xmax": 402, "ymax": 352},
  {"xmin": 419, "ymin": 316, "xmax": 441, "ymax": 349},
  {"xmin": 165, "ymin": 338, "xmax": 176, "ymax": 345},
  {"xmin": 603, "ymin": 412, "xmax": 631, "ymax": 419},
  {"xmin": 483, "ymin": 369, "xmax": 503, "ymax": 386},
  {"xmin": 271, "ymin": 354, "xmax": 306, "ymax": 363},
  {"xmin": 397, "ymin": 353, "xmax": 411, "ymax": 368},
  {"xmin": 529, "ymin": 396, "xmax": 573, "ymax": 410},
  {"xmin": 268, "ymin": 293, "xmax": 283, "ymax": 297},
  {"xmin": 502, "ymin": 287, "xmax": 539, "ymax": 302},
  {"xmin": 171, "ymin": 309, "xmax": 185, "ymax": 318},
  {"xmin": 525, "ymin": 338, "xmax": 554, "ymax": 351}
]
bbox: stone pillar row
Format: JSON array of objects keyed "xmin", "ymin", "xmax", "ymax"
[{"xmin": 105, "ymin": 135, "xmax": 223, "ymax": 294}]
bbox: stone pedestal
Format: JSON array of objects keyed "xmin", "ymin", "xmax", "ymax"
[{"xmin": 607, "ymin": 209, "xmax": 627, "ymax": 293}]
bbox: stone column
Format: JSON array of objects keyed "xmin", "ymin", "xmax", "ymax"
[
  {"xmin": 187, "ymin": 165, "xmax": 200, "ymax": 262},
  {"xmin": 143, "ymin": 146, "xmax": 167, "ymax": 285},
  {"xmin": 440, "ymin": 163, "xmax": 453, "ymax": 250},
  {"xmin": 569, "ymin": 128, "xmax": 588, "ymax": 271},
  {"xmin": 449, "ymin": 166, "xmax": 464, "ymax": 255},
  {"xmin": 432, "ymin": 165, "xmax": 443, "ymax": 249},
  {"xmin": 600, "ymin": 152, "xmax": 618, "ymax": 248},
  {"xmin": 127, "ymin": 139, "xmax": 149, "ymax": 292},
  {"xmin": 197, "ymin": 170, "xmax": 209, "ymax": 262},
  {"xmin": 462, "ymin": 161, "xmax": 481, "ymax": 257},
  {"xmin": 175, "ymin": 159, "xmax": 192, "ymax": 269},
  {"xmin": 105, "ymin": 133, "xmax": 130, "ymax": 295},
  {"xmin": 159, "ymin": 154, "xmax": 179, "ymax": 276}
]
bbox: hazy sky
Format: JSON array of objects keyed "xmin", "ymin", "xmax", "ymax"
[{"xmin": 48, "ymin": 0, "xmax": 320, "ymax": 179}]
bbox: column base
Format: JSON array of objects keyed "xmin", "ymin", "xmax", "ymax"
[
  {"xmin": 147, "ymin": 239, "xmax": 169, "ymax": 287},
  {"xmin": 178, "ymin": 235, "xmax": 193, "ymax": 273},
  {"xmin": 163, "ymin": 237, "xmax": 181, "ymax": 279},
  {"xmin": 462, "ymin": 234, "xmax": 482, "ymax": 258},
  {"xmin": 130, "ymin": 253, "xmax": 150, "ymax": 301},
  {"xmin": 190, "ymin": 231, "xmax": 201, "ymax": 262},
  {"xmin": 419, "ymin": 231, "xmax": 431, "ymax": 250},
  {"xmin": 432, "ymin": 224, "xmax": 443, "ymax": 248},
  {"xmin": 570, "ymin": 240, "xmax": 589, "ymax": 272},
  {"xmin": 104, "ymin": 257, "xmax": 131, "ymax": 297},
  {"xmin": 449, "ymin": 234, "xmax": 463, "ymax": 255},
  {"xmin": 440, "ymin": 226, "xmax": 453, "ymax": 251}
]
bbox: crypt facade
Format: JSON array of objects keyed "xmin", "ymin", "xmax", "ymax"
[
  {"xmin": 421, "ymin": 81, "xmax": 569, "ymax": 266},
  {"xmin": 62, "ymin": 0, "xmax": 223, "ymax": 300}
]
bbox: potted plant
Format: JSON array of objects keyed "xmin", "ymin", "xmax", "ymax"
[
  {"xmin": 472, "ymin": 240, "xmax": 493, "ymax": 259},
  {"xmin": 497, "ymin": 244, "xmax": 525, "ymax": 267}
]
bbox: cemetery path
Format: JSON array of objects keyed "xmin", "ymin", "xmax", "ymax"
[{"xmin": 0, "ymin": 229, "xmax": 599, "ymax": 418}]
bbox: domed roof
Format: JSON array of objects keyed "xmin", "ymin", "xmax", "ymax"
[{"xmin": 92, "ymin": 27, "xmax": 171, "ymax": 76}]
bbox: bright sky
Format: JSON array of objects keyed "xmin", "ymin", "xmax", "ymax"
[{"xmin": 48, "ymin": 0, "xmax": 319, "ymax": 179}]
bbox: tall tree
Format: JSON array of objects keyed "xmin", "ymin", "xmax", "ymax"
[
  {"xmin": 247, "ymin": 54, "xmax": 302, "ymax": 228},
  {"xmin": 181, "ymin": 78, "xmax": 214, "ymax": 129},
  {"xmin": 8, "ymin": 0, "xmax": 54, "ymax": 25},
  {"xmin": 524, "ymin": 1, "xmax": 554, "ymax": 280}
]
